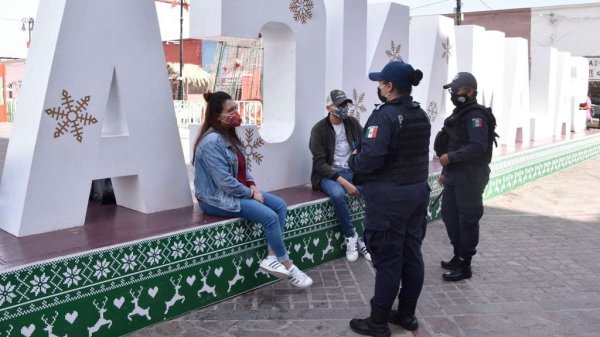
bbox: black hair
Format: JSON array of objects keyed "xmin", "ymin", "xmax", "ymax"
[{"xmin": 392, "ymin": 69, "xmax": 424, "ymax": 95}]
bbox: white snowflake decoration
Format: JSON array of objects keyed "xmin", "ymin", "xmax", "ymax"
[
  {"xmin": 232, "ymin": 227, "xmax": 245, "ymax": 243},
  {"xmin": 214, "ymin": 231, "xmax": 227, "ymax": 248},
  {"xmin": 251, "ymin": 223, "xmax": 263, "ymax": 238},
  {"xmin": 289, "ymin": 0, "xmax": 314, "ymax": 24},
  {"xmin": 0, "ymin": 281, "xmax": 16, "ymax": 306},
  {"xmin": 193, "ymin": 236, "xmax": 207, "ymax": 253},
  {"xmin": 62, "ymin": 266, "xmax": 82, "ymax": 287},
  {"xmin": 30, "ymin": 273, "xmax": 51, "ymax": 296},
  {"xmin": 146, "ymin": 247, "xmax": 163, "ymax": 265},
  {"xmin": 120, "ymin": 253, "xmax": 138, "ymax": 272},
  {"xmin": 349, "ymin": 89, "xmax": 367, "ymax": 121},
  {"xmin": 92, "ymin": 259, "xmax": 111, "ymax": 280},
  {"xmin": 44, "ymin": 89, "xmax": 97, "ymax": 142},
  {"xmin": 170, "ymin": 241, "xmax": 185, "ymax": 259}
]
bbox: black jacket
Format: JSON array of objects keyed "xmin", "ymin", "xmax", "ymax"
[{"xmin": 309, "ymin": 115, "xmax": 363, "ymax": 189}]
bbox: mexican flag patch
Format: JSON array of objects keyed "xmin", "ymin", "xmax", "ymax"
[
  {"xmin": 472, "ymin": 118, "xmax": 483, "ymax": 128},
  {"xmin": 366, "ymin": 126, "xmax": 378, "ymax": 138}
]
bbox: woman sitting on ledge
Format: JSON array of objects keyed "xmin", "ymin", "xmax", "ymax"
[{"xmin": 192, "ymin": 91, "xmax": 313, "ymax": 288}]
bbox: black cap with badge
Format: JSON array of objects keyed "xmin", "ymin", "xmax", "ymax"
[{"xmin": 443, "ymin": 72, "xmax": 478, "ymax": 90}]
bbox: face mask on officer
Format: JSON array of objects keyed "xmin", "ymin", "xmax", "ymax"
[
  {"xmin": 448, "ymin": 88, "xmax": 469, "ymax": 107},
  {"xmin": 378, "ymin": 81, "xmax": 392, "ymax": 103}
]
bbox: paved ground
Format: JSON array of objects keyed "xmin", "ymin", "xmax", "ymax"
[{"xmin": 126, "ymin": 155, "xmax": 600, "ymax": 337}]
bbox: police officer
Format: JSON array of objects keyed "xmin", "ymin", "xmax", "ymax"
[
  {"xmin": 348, "ymin": 61, "xmax": 431, "ymax": 337},
  {"xmin": 435, "ymin": 72, "xmax": 494, "ymax": 282}
]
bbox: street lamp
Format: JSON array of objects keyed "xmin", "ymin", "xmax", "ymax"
[
  {"xmin": 178, "ymin": 1, "xmax": 184, "ymax": 100},
  {"xmin": 22, "ymin": 17, "xmax": 34, "ymax": 46}
]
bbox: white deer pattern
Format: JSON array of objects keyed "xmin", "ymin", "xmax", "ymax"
[
  {"xmin": 227, "ymin": 257, "xmax": 245, "ymax": 292},
  {"xmin": 127, "ymin": 287, "xmax": 151, "ymax": 321},
  {"xmin": 88, "ymin": 297, "xmax": 112, "ymax": 337},
  {"xmin": 42, "ymin": 311, "xmax": 66, "ymax": 337},
  {"xmin": 197, "ymin": 266, "xmax": 217, "ymax": 298},
  {"xmin": 321, "ymin": 231, "xmax": 335, "ymax": 259},
  {"xmin": 301, "ymin": 238, "xmax": 314, "ymax": 263},
  {"xmin": 164, "ymin": 275, "xmax": 185, "ymax": 315}
]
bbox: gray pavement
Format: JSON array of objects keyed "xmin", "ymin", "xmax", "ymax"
[{"xmin": 128, "ymin": 156, "xmax": 600, "ymax": 337}]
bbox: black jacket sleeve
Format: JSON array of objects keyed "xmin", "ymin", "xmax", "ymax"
[{"xmin": 309, "ymin": 124, "xmax": 340, "ymax": 182}]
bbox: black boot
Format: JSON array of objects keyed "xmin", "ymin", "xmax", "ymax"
[
  {"xmin": 389, "ymin": 298, "xmax": 419, "ymax": 331},
  {"xmin": 442, "ymin": 256, "xmax": 472, "ymax": 282},
  {"xmin": 441, "ymin": 255, "xmax": 461, "ymax": 270},
  {"xmin": 349, "ymin": 316, "xmax": 391, "ymax": 337}
]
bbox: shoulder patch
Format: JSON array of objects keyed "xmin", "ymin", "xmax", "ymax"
[
  {"xmin": 471, "ymin": 118, "xmax": 483, "ymax": 128},
  {"xmin": 366, "ymin": 126, "xmax": 379, "ymax": 139}
]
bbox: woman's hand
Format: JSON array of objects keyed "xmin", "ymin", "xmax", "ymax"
[{"xmin": 251, "ymin": 186, "xmax": 264, "ymax": 203}]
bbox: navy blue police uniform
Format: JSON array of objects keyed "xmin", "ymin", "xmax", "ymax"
[
  {"xmin": 349, "ymin": 95, "xmax": 431, "ymax": 325},
  {"xmin": 440, "ymin": 100, "xmax": 493, "ymax": 278}
]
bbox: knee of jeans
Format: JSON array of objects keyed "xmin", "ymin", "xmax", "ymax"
[
  {"xmin": 262, "ymin": 213, "xmax": 281, "ymax": 229},
  {"xmin": 329, "ymin": 189, "xmax": 347, "ymax": 203}
]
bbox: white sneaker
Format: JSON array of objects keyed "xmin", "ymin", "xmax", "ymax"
[
  {"xmin": 345, "ymin": 233, "xmax": 359, "ymax": 262},
  {"xmin": 288, "ymin": 265, "xmax": 313, "ymax": 288},
  {"xmin": 357, "ymin": 236, "xmax": 372, "ymax": 262},
  {"xmin": 259, "ymin": 256, "xmax": 290, "ymax": 279}
]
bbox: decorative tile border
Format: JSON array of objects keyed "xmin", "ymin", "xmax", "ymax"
[{"xmin": 1, "ymin": 134, "xmax": 598, "ymax": 336}]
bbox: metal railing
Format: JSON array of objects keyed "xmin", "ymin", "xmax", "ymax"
[
  {"xmin": 2, "ymin": 98, "xmax": 262, "ymax": 127},
  {"xmin": 6, "ymin": 99, "xmax": 17, "ymax": 122},
  {"xmin": 174, "ymin": 99, "xmax": 262, "ymax": 129}
]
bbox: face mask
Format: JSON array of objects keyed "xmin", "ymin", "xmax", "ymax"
[
  {"xmin": 450, "ymin": 93, "xmax": 467, "ymax": 107},
  {"xmin": 332, "ymin": 106, "xmax": 349, "ymax": 119},
  {"xmin": 377, "ymin": 87, "xmax": 387, "ymax": 103},
  {"xmin": 221, "ymin": 112, "xmax": 242, "ymax": 128}
]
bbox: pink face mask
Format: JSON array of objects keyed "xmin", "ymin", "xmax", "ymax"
[{"xmin": 221, "ymin": 112, "xmax": 242, "ymax": 128}]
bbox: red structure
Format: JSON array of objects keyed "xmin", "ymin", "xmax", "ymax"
[{"xmin": 163, "ymin": 38, "xmax": 202, "ymax": 65}]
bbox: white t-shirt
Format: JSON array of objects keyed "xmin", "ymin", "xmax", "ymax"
[{"xmin": 332, "ymin": 122, "xmax": 351, "ymax": 169}]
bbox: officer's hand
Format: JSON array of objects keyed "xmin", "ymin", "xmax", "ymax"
[
  {"xmin": 439, "ymin": 175, "xmax": 445, "ymax": 186},
  {"xmin": 439, "ymin": 154, "xmax": 450, "ymax": 167},
  {"xmin": 344, "ymin": 183, "xmax": 360, "ymax": 196}
]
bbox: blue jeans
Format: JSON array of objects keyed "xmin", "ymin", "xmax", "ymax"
[
  {"xmin": 320, "ymin": 168, "xmax": 356, "ymax": 238},
  {"xmin": 200, "ymin": 191, "xmax": 290, "ymax": 262}
]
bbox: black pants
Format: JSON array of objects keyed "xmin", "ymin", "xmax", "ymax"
[
  {"xmin": 362, "ymin": 180, "xmax": 429, "ymax": 320},
  {"xmin": 442, "ymin": 167, "xmax": 489, "ymax": 258}
]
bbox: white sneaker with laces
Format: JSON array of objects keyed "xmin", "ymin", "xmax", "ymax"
[
  {"xmin": 259, "ymin": 256, "xmax": 290, "ymax": 279},
  {"xmin": 345, "ymin": 233, "xmax": 359, "ymax": 262},
  {"xmin": 288, "ymin": 265, "xmax": 313, "ymax": 288},
  {"xmin": 357, "ymin": 237, "xmax": 372, "ymax": 262}
]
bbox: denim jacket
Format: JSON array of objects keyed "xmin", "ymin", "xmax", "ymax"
[{"xmin": 194, "ymin": 129, "xmax": 254, "ymax": 212}]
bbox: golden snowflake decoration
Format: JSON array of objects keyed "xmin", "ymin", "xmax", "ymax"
[
  {"xmin": 385, "ymin": 40, "xmax": 403, "ymax": 62},
  {"xmin": 442, "ymin": 36, "xmax": 452, "ymax": 64},
  {"xmin": 45, "ymin": 89, "xmax": 97, "ymax": 143},
  {"xmin": 348, "ymin": 89, "xmax": 367, "ymax": 121},
  {"xmin": 289, "ymin": 0, "xmax": 314, "ymax": 24},
  {"xmin": 427, "ymin": 101, "xmax": 439, "ymax": 123},
  {"xmin": 241, "ymin": 128, "xmax": 264, "ymax": 172}
]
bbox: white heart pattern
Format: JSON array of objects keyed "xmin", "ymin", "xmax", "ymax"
[
  {"xmin": 214, "ymin": 267, "xmax": 223, "ymax": 277},
  {"xmin": 148, "ymin": 286, "xmax": 159, "ymax": 298},
  {"xmin": 65, "ymin": 311, "xmax": 78, "ymax": 324},
  {"xmin": 21, "ymin": 324, "xmax": 35, "ymax": 337},
  {"xmin": 313, "ymin": 238, "xmax": 320, "ymax": 247},
  {"xmin": 186, "ymin": 275, "xmax": 196, "ymax": 286},
  {"xmin": 294, "ymin": 243, "xmax": 301, "ymax": 252},
  {"xmin": 334, "ymin": 232, "xmax": 341, "ymax": 240},
  {"xmin": 113, "ymin": 296, "xmax": 125, "ymax": 309},
  {"xmin": 245, "ymin": 257, "xmax": 254, "ymax": 268}
]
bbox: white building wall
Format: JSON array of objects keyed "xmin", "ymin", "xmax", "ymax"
[{"xmin": 531, "ymin": 3, "xmax": 600, "ymax": 57}]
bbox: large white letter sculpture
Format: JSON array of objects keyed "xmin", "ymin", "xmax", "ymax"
[
  {"xmin": 409, "ymin": 15, "xmax": 457, "ymax": 160},
  {"xmin": 502, "ymin": 37, "xmax": 531, "ymax": 149},
  {"xmin": 190, "ymin": 0, "xmax": 327, "ymax": 191},
  {"xmin": 0, "ymin": 0, "xmax": 193, "ymax": 237}
]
